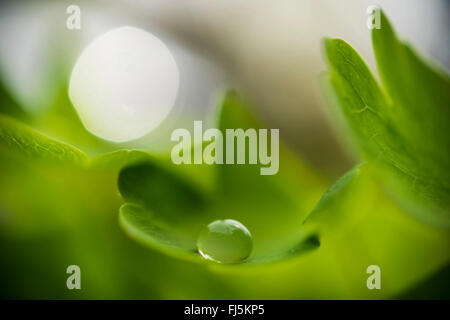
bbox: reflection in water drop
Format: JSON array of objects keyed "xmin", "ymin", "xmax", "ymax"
[{"xmin": 197, "ymin": 219, "xmax": 253, "ymax": 264}]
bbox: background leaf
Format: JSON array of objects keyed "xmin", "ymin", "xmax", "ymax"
[
  {"xmin": 321, "ymin": 10, "xmax": 450, "ymax": 227},
  {"xmin": 0, "ymin": 114, "xmax": 89, "ymax": 166}
]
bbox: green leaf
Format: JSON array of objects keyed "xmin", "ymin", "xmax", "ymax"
[
  {"xmin": 303, "ymin": 163, "xmax": 450, "ymax": 298},
  {"xmin": 0, "ymin": 115, "xmax": 89, "ymax": 166},
  {"xmin": 119, "ymin": 162, "xmax": 208, "ymax": 220},
  {"xmin": 0, "ymin": 116, "xmax": 163, "ymax": 172},
  {"xmin": 117, "ymin": 91, "xmax": 325, "ymax": 265},
  {"xmin": 303, "ymin": 163, "xmax": 362, "ymax": 231},
  {"xmin": 119, "ymin": 203, "xmax": 200, "ymax": 262},
  {"xmin": 0, "ymin": 116, "xmax": 164, "ymax": 238},
  {"xmin": 321, "ymin": 10, "xmax": 450, "ymax": 227}
]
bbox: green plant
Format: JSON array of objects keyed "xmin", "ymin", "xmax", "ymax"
[
  {"xmin": 321, "ymin": 10, "xmax": 450, "ymax": 228},
  {"xmin": 0, "ymin": 9, "xmax": 448, "ymax": 299}
]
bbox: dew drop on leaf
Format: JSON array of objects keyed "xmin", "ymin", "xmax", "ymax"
[{"xmin": 197, "ymin": 219, "xmax": 253, "ymax": 263}]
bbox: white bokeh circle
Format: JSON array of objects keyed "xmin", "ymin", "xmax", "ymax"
[{"xmin": 69, "ymin": 26, "xmax": 179, "ymax": 142}]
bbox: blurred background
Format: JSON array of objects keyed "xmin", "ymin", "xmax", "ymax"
[
  {"xmin": 1, "ymin": 0, "xmax": 448, "ymax": 176},
  {"xmin": 0, "ymin": 0, "xmax": 449, "ymax": 299}
]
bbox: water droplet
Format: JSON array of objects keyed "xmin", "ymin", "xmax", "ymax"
[
  {"xmin": 197, "ymin": 219, "xmax": 252, "ymax": 263},
  {"xmin": 69, "ymin": 26, "xmax": 179, "ymax": 142}
]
